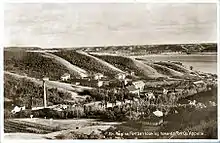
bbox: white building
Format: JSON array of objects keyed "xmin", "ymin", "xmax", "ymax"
[
  {"xmin": 94, "ymin": 73, "xmax": 104, "ymax": 80},
  {"xmin": 116, "ymin": 73, "xmax": 126, "ymax": 80},
  {"xmin": 61, "ymin": 73, "xmax": 71, "ymax": 81},
  {"xmin": 130, "ymin": 71, "xmax": 135, "ymax": 76}
]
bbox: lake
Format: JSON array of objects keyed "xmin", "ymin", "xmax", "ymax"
[{"xmin": 132, "ymin": 54, "xmax": 217, "ymax": 74}]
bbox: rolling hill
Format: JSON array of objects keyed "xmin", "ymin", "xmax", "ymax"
[
  {"xmin": 4, "ymin": 50, "xmax": 75, "ymax": 80},
  {"xmin": 53, "ymin": 50, "xmax": 124, "ymax": 77}
]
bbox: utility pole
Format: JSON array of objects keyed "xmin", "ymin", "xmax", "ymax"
[{"xmin": 43, "ymin": 77, "xmax": 49, "ymax": 108}]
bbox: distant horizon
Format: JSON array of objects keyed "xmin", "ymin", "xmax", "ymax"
[{"xmin": 4, "ymin": 41, "xmax": 217, "ymax": 49}]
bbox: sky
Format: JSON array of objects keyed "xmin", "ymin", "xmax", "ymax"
[{"xmin": 4, "ymin": 3, "xmax": 217, "ymax": 48}]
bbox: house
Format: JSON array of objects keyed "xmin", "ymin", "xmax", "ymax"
[
  {"xmin": 93, "ymin": 73, "xmax": 104, "ymax": 80},
  {"xmin": 145, "ymin": 92, "xmax": 155, "ymax": 100},
  {"xmin": 126, "ymin": 85, "xmax": 140, "ymax": 95},
  {"xmin": 11, "ymin": 106, "xmax": 26, "ymax": 114},
  {"xmin": 115, "ymin": 73, "xmax": 126, "ymax": 80},
  {"xmin": 97, "ymin": 80, "xmax": 104, "ymax": 87},
  {"xmin": 124, "ymin": 78, "xmax": 132, "ymax": 86},
  {"xmin": 130, "ymin": 71, "xmax": 135, "ymax": 76},
  {"xmin": 61, "ymin": 73, "xmax": 71, "ymax": 81},
  {"xmin": 83, "ymin": 76, "xmax": 91, "ymax": 81},
  {"xmin": 153, "ymin": 87, "xmax": 168, "ymax": 95},
  {"xmin": 132, "ymin": 80, "xmax": 145, "ymax": 92},
  {"xmin": 43, "ymin": 77, "xmax": 49, "ymax": 81}
]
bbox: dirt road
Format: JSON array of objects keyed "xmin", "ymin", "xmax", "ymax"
[{"xmin": 4, "ymin": 71, "xmax": 92, "ymax": 100}]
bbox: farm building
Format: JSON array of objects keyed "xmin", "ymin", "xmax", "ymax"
[{"xmin": 61, "ymin": 73, "xmax": 71, "ymax": 81}]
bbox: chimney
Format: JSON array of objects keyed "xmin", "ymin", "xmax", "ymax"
[{"xmin": 43, "ymin": 77, "xmax": 49, "ymax": 108}]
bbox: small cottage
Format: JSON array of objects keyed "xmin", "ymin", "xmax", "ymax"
[
  {"xmin": 93, "ymin": 73, "xmax": 104, "ymax": 80},
  {"xmin": 115, "ymin": 73, "xmax": 126, "ymax": 80},
  {"xmin": 61, "ymin": 73, "xmax": 71, "ymax": 81}
]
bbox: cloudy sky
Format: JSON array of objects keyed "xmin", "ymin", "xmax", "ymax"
[{"xmin": 4, "ymin": 3, "xmax": 217, "ymax": 48}]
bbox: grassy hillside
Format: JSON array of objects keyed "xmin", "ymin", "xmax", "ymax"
[
  {"xmin": 92, "ymin": 54, "xmax": 147, "ymax": 77},
  {"xmin": 4, "ymin": 74, "xmax": 72, "ymax": 110},
  {"xmin": 4, "ymin": 51, "xmax": 73, "ymax": 80},
  {"xmin": 145, "ymin": 63, "xmax": 184, "ymax": 77},
  {"xmin": 154, "ymin": 61, "xmax": 193, "ymax": 74},
  {"xmin": 53, "ymin": 50, "xmax": 120, "ymax": 77}
]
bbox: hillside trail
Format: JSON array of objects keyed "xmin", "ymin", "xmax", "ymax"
[
  {"xmin": 41, "ymin": 52, "xmax": 89, "ymax": 78},
  {"xmin": 4, "ymin": 71, "xmax": 91, "ymax": 101},
  {"xmin": 77, "ymin": 51, "xmax": 125, "ymax": 74}
]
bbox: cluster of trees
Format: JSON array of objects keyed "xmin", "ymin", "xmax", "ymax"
[
  {"xmin": 87, "ymin": 88, "xmax": 136, "ymax": 104},
  {"xmin": 4, "ymin": 51, "xmax": 71, "ymax": 80},
  {"xmin": 54, "ymin": 51, "xmax": 118, "ymax": 77},
  {"xmin": 4, "ymin": 74, "xmax": 72, "ymax": 110}
]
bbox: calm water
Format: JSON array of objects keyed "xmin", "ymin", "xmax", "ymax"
[{"xmin": 134, "ymin": 54, "xmax": 217, "ymax": 74}]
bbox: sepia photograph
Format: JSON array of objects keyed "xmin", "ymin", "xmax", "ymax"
[{"xmin": 3, "ymin": 2, "xmax": 218, "ymax": 140}]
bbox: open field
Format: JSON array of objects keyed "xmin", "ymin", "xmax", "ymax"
[{"xmin": 4, "ymin": 118, "xmax": 123, "ymax": 139}]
